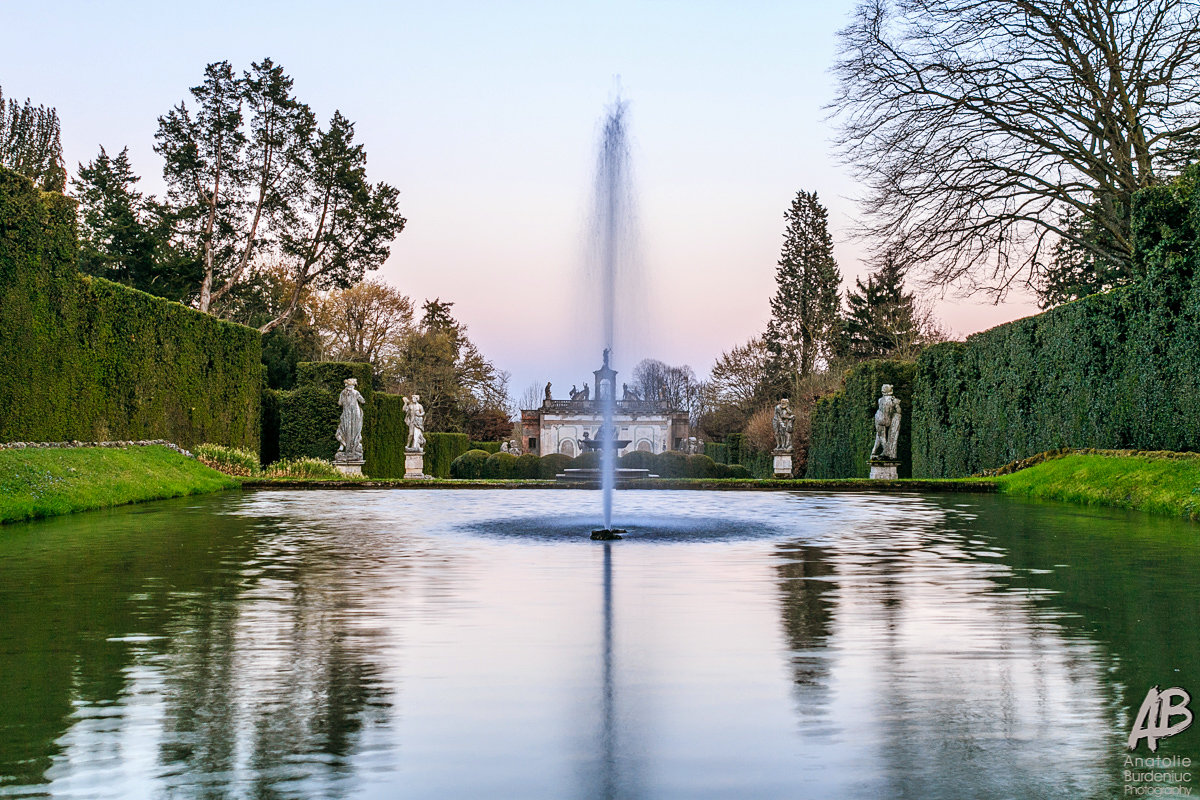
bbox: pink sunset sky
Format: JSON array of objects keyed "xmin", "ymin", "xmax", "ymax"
[{"xmin": 2, "ymin": 0, "xmax": 1042, "ymax": 400}]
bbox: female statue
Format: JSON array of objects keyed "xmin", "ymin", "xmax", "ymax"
[
  {"xmin": 336, "ymin": 378, "xmax": 365, "ymax": 459},
  {"xmin": 404, "ymin": 394, "xmax": 426, "ymax": 452}
]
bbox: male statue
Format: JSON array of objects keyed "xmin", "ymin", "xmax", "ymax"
[
  {"xmin": 772, "ymin": 398, "xmax": 795, "ymax": 451},
  {"xmin": 336, "ymin": 378, "xmax": 366, "ymax": 459},
  {"xmin": 871, "ymin": 384, "xmax": 902, "ymax": 460},
  {"xmin": 404, "ymin": 394, "xmax": 426, "ymax": 452}
]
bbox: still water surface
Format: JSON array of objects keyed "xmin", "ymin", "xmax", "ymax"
[{"xmin": 1, "ymin": 489, "xmax": 1198, "ymax": 798}]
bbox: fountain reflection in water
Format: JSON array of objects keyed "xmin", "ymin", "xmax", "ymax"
[{"xmin": 591, "ymin": 99, "xmax": 634, "ymax": 536}]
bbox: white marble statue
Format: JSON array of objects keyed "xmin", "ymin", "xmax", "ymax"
[
  {"xmin": 772, "ymin": 398, "xmax": 795, "ymax": 451},
  {"xmin": 404, "ymin": 394, "xmax": 426, "ymax": 452},
  {"xmin": 870, "ymin": 384, "xmax": 902, "ymax": 461},
  {"xmin": 336, "ymin": 378, "xmax": 365, "ymax": 460}
]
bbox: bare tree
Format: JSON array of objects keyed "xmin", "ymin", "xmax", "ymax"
[
  {"xmin": 517, "ymin": 381, "xmax": 543, "ymax": 412},
  {"xmin": 831, "ymin": 0, "xmax": 1200, "ymax": 296}
]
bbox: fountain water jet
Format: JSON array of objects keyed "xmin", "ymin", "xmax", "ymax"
[{"xmin": 590, "ymin": 99, "xmax": 634, "ymax": 538}]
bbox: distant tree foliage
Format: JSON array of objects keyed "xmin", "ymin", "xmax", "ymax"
[
  {"xmin": 312, "ymin": 278, "xmax": 414, "ymax": 382},
  {"xmin": 0, "ymin": 86, "xmax": 66, "ymax": 192},
  {"xmin": 831, "ymin": 0, "xmax": 1200, "ymax": 296},
  {"xmin": 392, "ymin": 300, "xmax": 510, "ymax": 433},
  {"xmin": 154, "ymin": 59, "xmax": 405, "ymax": 329},
  {"xmin": 1037, "ymin": 206, "xmax": 1132, "ymax": 307},
  {"xmin": 764, "ymin": 190, "xmax": 842, "ymax": 384}
]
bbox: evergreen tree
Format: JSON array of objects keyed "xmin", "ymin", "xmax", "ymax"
[
  {"xmin": 1037, "ymin": 206, "xmax": 1131, "ymax": 308},
  {"xmin": 0, "ymin": 86, "xmax": 66, "ymax": 191},
  {"xmin": 764, "ymin": 191, "xmax": 842, "ymax": 387},
  {"xmin": 842, "ymin": 247, "xmax": 921, "ymax": 359},
  {"xmin": 155, "ymin": 61, "xmax": 247, "ymax": 312},
  {"xmin": 74, "ymin": 146, "xmax": 200, "ymax": 301}
]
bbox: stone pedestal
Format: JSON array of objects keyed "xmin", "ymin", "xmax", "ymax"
[
  {"xmin": 404, "ymin": 451, "xmax": 429, "ymax": 480},
  {"xmin": 869, "ymin": 459, "xmax": 900, "ymax": 480},
  {"xmin": 773, "ymin": 449, "xmax": 793, "ymax": 478},
  {"xmin": 334, "ymin": 458, "xmax": 364, "ymax": 476}
]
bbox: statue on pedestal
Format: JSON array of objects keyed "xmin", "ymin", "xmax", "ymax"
[
  {"xmin": 870, "ymin": 384, "xmax": 901, "ymax": 460},
  {"xmin": 336, "ymin": 378, "xmax": 365, "ymax": 460},
  {"xmin": 772, "ymin": 398, "xmax": 795, "ymax": 451},
  {"xmin": 404, "ymin": 394, "xmax": 426, "ymax": 452}
]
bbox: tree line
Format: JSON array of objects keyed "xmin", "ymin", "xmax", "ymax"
[{"xmin": 1, "ymin": 62, "xmax": 512, "ymax": 440}]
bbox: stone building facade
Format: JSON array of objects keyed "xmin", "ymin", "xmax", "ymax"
[{"xmin": 520, "ymin": 356, "xmax": 690, "ymax": 457}]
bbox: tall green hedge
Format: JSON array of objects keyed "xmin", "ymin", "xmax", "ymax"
[
  {"xmin": 912, "ymin": 165, "xmax": 1200, "ymax": 477},
  {"xmin": 0, "ymin": 167, "xmax": 261, "ymax": 449},
  {"xmin": 807, "ymin": 360, "xmax": 915, "ymax": 478},
  {"xmin": 425, "ymin": 432, "xmax": 470, "ymax": 478},
  {"xmin": 279, "ymin": 385, "xmax": 340, "ymax": 460},
  {"xmin": 364, "ymin": 393, "xmax": 408, "ymax": 478},
  {"xmin": 260, "ymin": 389, "xmax": 282, "ymax": 465}
]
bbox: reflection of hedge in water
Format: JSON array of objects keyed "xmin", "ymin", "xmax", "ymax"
[
  {"xmin": 806, "ymin": 360, "xmax": 915, "ymax": 479},
  {"xmin": 0, "ymin": 168, "xmax": 261, "ymax": 450}
]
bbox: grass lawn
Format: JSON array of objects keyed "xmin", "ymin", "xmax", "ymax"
[
  {"xmin": 0, "ymin": 445, "xmax": 238, "ymax": 524},
  {"xmin": 995, "ymin": 452, "xmax": 1200, "ymax": 520}
]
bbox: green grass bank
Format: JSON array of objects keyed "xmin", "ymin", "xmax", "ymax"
[
  {"xmin": 0, "ymin": 446, "xmax": 238, "ymax": 524},
  {"xmin": 994, "ymin": 451, "xmax": 1200, "ymax": 520}
]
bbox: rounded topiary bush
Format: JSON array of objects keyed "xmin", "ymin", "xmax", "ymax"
[
  {"xmin": 619, "ymin": 450, "xmax": 656, "ymax": 471},
  {"xmin": 484, "ymin": 451, "xmax": 518, "ymax": 479},
  {"xmin": 726, "ymin": 464, "xmax": 751, "ymax": 479},
  {"xmin": 654, "ymin": 450, "xmax": 689, "ymax": 478},
  {"xmin": 450, "ymin": 449, "xmax": 490, "ymax": 479},
  {"xmin": 685, "ymin": 454, "xmax": 719, "ymax": 478},
  {"xmin": 574, "ymin": 450, "xmax": 601, "ymax": 469},
  {"xmin": 538, "ymin": 453, "xmax": 573, "ymax": 479},
  {"xmin": 515, "ymin": 453, "xmax": 540, "ymax": 479}
]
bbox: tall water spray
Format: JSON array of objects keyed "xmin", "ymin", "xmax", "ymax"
[{"xmin": 592, "ymin": 100, "xmax": 633, "ymax": 532}]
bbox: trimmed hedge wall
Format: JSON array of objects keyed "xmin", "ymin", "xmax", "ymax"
[
  {"xmin": 261, "ymin": 389, "xmax": 282, "ymax": 465},
  {"xmin": 470, "ymin": 441, "xmax": 503, "ymax": 454},
  {"xmin": 425, "ymin": 432, "xmax": 470, "ymax": 478},
  {"xmin": 912, "ymin": 165, "xmax": 1200, "ymax": 477},
  {"xmin": 0, "ymin": 168, "xmax": 262, "ymax": 450},
  {"xmin": 364, "ymin": 393, "xmax": 408, "ymax": 478},
  {"xmin": 806, "ymin": 360, "xmax": 915, "ymax": 479},
  {"xmin": 279, "ymin": 385, "xmax": 340, "ymax": 460}
]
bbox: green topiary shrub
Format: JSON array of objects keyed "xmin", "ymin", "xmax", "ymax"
[
  {"xmin": 278, "ymin": 385, "xmax": 339, "ymax": 461},
  {"xmin": 483, "ymin": 451, "xmax": 519, "ymax": 478},
  {"xmin": 515, "ymin": 453, "xmax": 540, "ymax": 478},
  {"xmin": 685, "ymin": 454, "xmax": 719, "ymax": 478},
  {"xmin": 295, "ymin": 361, "xmax": 374, "ymax": 396},
  {"xmin": 450, "ymin": 449, "xmax": 490, "ymax": 479},
  {"xmin": 469, "ymin": 441, "xmax": 503, "ymax": 454},
  {"xmin": 425, "ymin": 432, "xmax": 471, "ymax": 478},
  {"xmin": 618, "ymin": 450, "xmax": 656, "ymax": 471},
  {"xmin": 574, "ymin": 450, "xmax": 601, "ymax": 469},
  {"xmin": 538, "ymin": 453, "xmax": 572, "ymax": 479},
  {"xmin": 654, "ymin": 451, "xmax": 689, "ymax": 478},
  {"xmin": 726, "ymin": 464, "xmax": 751, "ymax": 479}
]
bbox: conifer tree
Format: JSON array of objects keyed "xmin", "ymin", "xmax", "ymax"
[
  {"xmin": 764, "ymin": 190, "xmax": 842, "ymax": 387},
  {"xmin": 74, "ymin": 146, "xmax": 200, "ymax": 301},
  {"xmin": 0, "ymin": 86, "xmax": 66, "ymax": 191},
  {"xmin": 842, "ymin": 246, "xmax": 920, "ymax": 359}
]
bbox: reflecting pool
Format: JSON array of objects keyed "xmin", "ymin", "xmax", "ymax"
[{"xmin": 1, "ymin": 489, "xmax": 1198, "ymax": 798}]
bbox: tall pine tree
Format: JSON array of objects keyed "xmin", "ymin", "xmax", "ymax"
[
  {"xmin": 0, "ymin": 86, "xmax": 66, "ymax": 191},
  {"xmin": 764, "ymin": 190, "xmax": 842, "ymax": 389},
  {"xmin": 842, "ymin": 247, "xmax": 921, "ymax": 359},
  {"xmin": 74, "ymin": 146, "xmax": 201, "ymax": 301}
]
